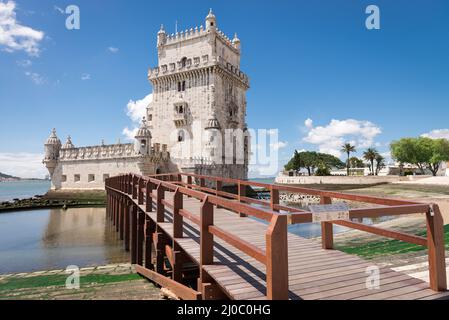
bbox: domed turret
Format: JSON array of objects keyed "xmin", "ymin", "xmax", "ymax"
[
  {"xmin": 43, "ymin": 128, "xmax": 61, "ymax": 177},
  {"xmin": 157, "ymin": 24, "xmax": 167, "ymax": 47},
  {"xmin": 134, "ymin": 117, "xmax": 152, "ymax": 155},
  {"xmin": 205, "ymin": 8, "xmax": 216, "ymax": 30},
  {"xmin": 205, "ymin": 113, "xmax": 221, "ymax": 163},
  {"xmin": 44, "ymin": 128, "xmax": 61, "ymax": 160},
  {"xmin": 62, "ymin": 135, "xmax": 75, "ymax": 149},
  {"xmin": 232, "ymin": 33, "xmax": 241, "ymax": 50}
]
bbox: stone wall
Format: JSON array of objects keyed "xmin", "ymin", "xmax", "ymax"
[{"xmin": 275, "ymin": 175, "xmax": 431, "ymax": 185}]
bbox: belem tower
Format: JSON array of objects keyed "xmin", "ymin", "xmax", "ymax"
[{"xmin": 43, "ymin": 10, "xmax": 250, "ymax": 190}]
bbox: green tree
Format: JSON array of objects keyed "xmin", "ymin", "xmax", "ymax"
[
  {"xmin": 363, "ymin": 148, "xmax": 378, "ymax": 175},
  {"xmin": 375, "ymin": 154, "xmax": 385, "ymax": 176},
  {"xmin": 349, "ymin": 157, "xmax": 364, "ymax": 168},
  {"xmin": 341, "ymin": 143, "xmax": 356, "ymax": 176},
  {"xmin": 284, "ymin": 151, "xmax": 345, "ymax": 176},
  {"xmin": 391, "ymin": 137, "xmax": 449, "ymax": 176},
  {"xmin": 428, "ymin": 139, "xmax": 449, "ymax": 176}
]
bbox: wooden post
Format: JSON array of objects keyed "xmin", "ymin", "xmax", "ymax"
[
  {"xmin": 116, "ymin": 195, "xmax": 120, "ymax": 232},
  {"xmin": 270, "ymin": 186, "xmax": 279, "ymax": 212},
  {"xmin": 187, "ymin": 175, "xmax": 192, "ymax": 188},
  {"xmin": 154, "ymin": 228, "xmax": 165, "ymax": 274},
  {"xmin": 124, "ymin": 201, "xmax": 130, "ymax": 251},
  {"xmin": 137, "ymin": 210, "xmax": 145, "ymax": 265},
  {"xmin": 156, "ymin": 183, "xmax": 165, "ymax": 223},
  {"xmin": 238, "ymin": 181, "xmax": 247, "ymax": 217},
  {"xmin": 266, "ymin": 214, "xmax": 288, "ymax": 300},
  {"xmin": 320, "ymin": 196, "xmax": 334, "ymax": 250},
  {"xmin": 427, "ymin": 204, "xmax": 447, "ymax": 291},
  {"xmin": 128, "ymin": 174, "xmax": 132, "ymax": 194},
  {"xmin": 173, "ymin": 188, "xmax": 183, "ymax": 238},
  {"xmin": 132, "ymin": 175, "xmax": 138, "ymax": 199},
  {"xmin": 200, "ymin": 177, "xmax": 206, "ymax": 190},
  {"xmin": 146, "ymin": 179, "xmax": 153, "ymax": 212},
  {"xmin": 145, "ymin": 216, "xmax": 155, "ymax": 270},
  {"xmin": 172, "ymin": 244, "xmax": 183, "ymax": 282},
  {"xmin": 138, "ymin": 178, "xmax": 144, "ymax": 205},
  {"xmin": 119, "ymin": 196, "xmax": 125, "ymax": 240},
  {"xmin": 131, "ymin": 204, "xmax": 138, "ymax": 264},
  {"xmin": 200, "ymin": 197, "xmax": 214, "ymax": 277},
  {"xmin": 112, "ymin": 195, "xmax": 116, "ymax": 223}
]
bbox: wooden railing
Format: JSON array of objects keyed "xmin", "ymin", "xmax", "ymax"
[
  {"xmin": 105, "ymin": 172, "xmax": 447, "ymax": 300},
  {"xmin": 105, "ymin": 173, "xmax": 288, "ymax": 299}
]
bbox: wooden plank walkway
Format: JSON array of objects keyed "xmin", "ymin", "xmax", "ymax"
[{"xmin": 141, "ymin": 190, "xmax": 449, "ymax": 300}]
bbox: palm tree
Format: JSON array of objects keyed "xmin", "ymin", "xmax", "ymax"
[
  {"xmin": 341, "ymin": 143, "xmax": 356, "ymax": 176},
  {"xmin": 363, "ymin": 148, "xmax": 378, "ymax": 175},
  {"xmin": 375, "ymin": 154, "xmax": 385, "ymax": 176}
]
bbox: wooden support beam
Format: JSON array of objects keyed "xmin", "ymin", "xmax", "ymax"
[
  {"xmin": 137, "ymin": 209, "xmax": 145, "ymax": 266},
  {"xmin": 154, "ymin": 229, "xmax": 165, "ymax": 274},
  {"xmin": 119, "ymin": 196, "xmax": 125, "ymax": 240},
  {"xmin": 427, "ymin": 204, "xmax": 447, "ymax": 291},
  {"xmin": 124, "ymin": 202, "xmax": 130, "ymax": 251},
  {"xmin": 320, "ymin": 196, "xmax": 334, "ymax": 250},
  {"xmin": 145, "ymin": 216, "xmax": 155, "ymax": 270},
  {"xmin": 238, "ymin": 182, "xmax": 247, "ymax": 217},
  {"xmin": 156, "ymin": 183, "xmax": 165, "ymax": 223},
  {"xmin": 200, "ymin": 197, "xmax": 214, "ymax": 287},
  {"xmin": 266, "ymin": 214, "xmax": 288, "ymax": 300},
  {"xmin": 173, "ymin": 188, "xmax": 183, "ymax": 238},
  {"xmin": 135, "ymin": 265, "xmax": 201, "ymax": 300},
  {"xmin": 132, "ymin": 175, "xmax": 138, "ymax": 199},
  {"xmin": 138, "ymin": 178, "xmax": 144, "ymax": 205},
  {"xmin": 130, "ymin": 204, "xmax": 137, "ymax": 264},
  {"xmin": 145, "ymin": 179, "xmax": 153, "ymax": 212},
  {"xmin": 270, "ymin": 186, "xmax": 279, "ymax": 212}
]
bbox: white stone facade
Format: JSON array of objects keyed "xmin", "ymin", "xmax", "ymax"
[{"xmin": 44, "ymin": 10, "xmax": 249, "ymax": 190}]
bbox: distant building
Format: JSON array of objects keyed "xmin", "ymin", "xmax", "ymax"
[{"xmin": 44, "ymin": 10, "xmax": 249, "ymax": 190}]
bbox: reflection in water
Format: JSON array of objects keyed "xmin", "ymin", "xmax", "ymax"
[{"xmin": 0, "ymin": 208, "xmax": 129, "ymax": 274}]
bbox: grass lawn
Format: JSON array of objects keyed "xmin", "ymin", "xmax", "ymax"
[{"xmin": 336, "ymin": 224, "xmax": 449, "ymax": 259}]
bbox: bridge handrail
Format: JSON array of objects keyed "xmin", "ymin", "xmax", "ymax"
[{"xmin": 106, "ymin": 172, "xmax": 447, "ymax": 296}]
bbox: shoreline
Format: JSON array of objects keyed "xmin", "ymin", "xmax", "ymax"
[{"xmin": 0, "ymin": 189, "xmax": 106, "ymax": 213}]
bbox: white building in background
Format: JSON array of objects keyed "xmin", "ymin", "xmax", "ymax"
[{"xmin": 44, "ymin": 10, "xmax": 250, "ymax": 190}]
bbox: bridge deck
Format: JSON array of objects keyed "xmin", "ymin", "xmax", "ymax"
[{"xmin": 141, "ymin": 191, "xmax": 449, "ymax": 300}]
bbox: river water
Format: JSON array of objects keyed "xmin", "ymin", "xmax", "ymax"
[
  {"xmin": 0, "ymin": 180, "xmax": 51, "ymax": 202},
  {"xmin": 0, "ymin": 208, "xmax": 128, "ymax": 274}
]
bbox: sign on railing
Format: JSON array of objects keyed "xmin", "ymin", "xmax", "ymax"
[{"xmin": 308, "ymin": 203, "xmax": 350, "ymax": 223}]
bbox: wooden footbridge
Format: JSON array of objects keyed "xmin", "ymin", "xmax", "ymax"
[{"xmin": 105, "ymin": 173, "xmax": 448, "ymax": 300}]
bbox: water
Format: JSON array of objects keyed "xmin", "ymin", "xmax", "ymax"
[
  {"xmin": 0, "ymin": 180, "xmax": 51, "ymax": 202},
  {"xmin": 0, "ymin": 207, "xmax": 128, "ymax": 274}
]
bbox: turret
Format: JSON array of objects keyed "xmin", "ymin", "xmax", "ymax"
[
  {"xmin": 43, "ymin": 128, "xmax": 61, "ymax": 175},
  {"xmin": 232, "ymin": 33, "xmax": 241, "ymax": 51},
  {"xmin": 205, "ymin": 113, "xmax": 221, "ymax": 163},
  {"xmin": 62, "ymin": 135, "xmax": 75, "ymax": 149},
  {"xmin": 134, "ymin": 117, "xmax": 152, "ymax": 155},
  {"xmin": 157, "ymin": 24, "xmax": 167, "ymax": 47},
  {"xmin": 205, "ymin": 8, "xmax": 216, "ymax": 31}
]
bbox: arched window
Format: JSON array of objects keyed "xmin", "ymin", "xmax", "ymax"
[
  {"xmin": 178, "ymin": 130, "xmax": 185, "ymax": 142},
  {"xmin": 181, "ymin": 57, "xmax": 187, "ymax": 68}
]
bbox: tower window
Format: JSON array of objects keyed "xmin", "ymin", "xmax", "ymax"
[
  {"xmin": 178, "ymin": 130, "xmax": 185, "ymax": 142},
  {"xmin": 74, "ymin": 174, "xmax": 80, "ymax": 182},
  {"xmin": 88, "ymin": 174, "xmax": 95, "ymax": 182},
  {"xmin": 103, "ymin": 174, "xmax": 109, "ymax": 182},
  {"xmin": 181, "ymin": 57, "xmax": 187, "ymax": 68},
  {"xmin": 177, "ymin": 81, "xmax": 186, "ymax": 92}
]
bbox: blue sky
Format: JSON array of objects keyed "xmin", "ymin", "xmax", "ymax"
[{"xmin": 1, "ymin": 0, "xmax": 449, "ymax": 178}]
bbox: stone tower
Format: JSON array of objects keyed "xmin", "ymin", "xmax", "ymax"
[{"xmin": 147, "ymin": 9, "xmax": 250, "ymax": 179}]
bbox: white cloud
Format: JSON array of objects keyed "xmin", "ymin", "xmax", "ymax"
[
  {"xmin": 270, "ymin": 141, "xmax": 288, "ymax": 151},
  {"xmin": 81, "ymin": 73, "xmax": 91, "ymax": 81},
  {"xmin": 122, "ymin": 93, "xmax": 153, "ymax": 141},
  {"xmin": 16, "ymin": 58, "xmax": 31, "ymax": 67},
  {"xmin": 25, "ymin": 71, "xmax": 45, "ymax": 84},
  {"xmin": 303, "ymin": 118, "xmax": 382, "ymax": 157},
  {"xmin": 422, "ymin": 129, "xmax": 449, "ymax": 140},
  {"xmin": 0, "ymin": 152, "xmax": 47, "ymax": 178},
  {"xmin": 108, "ymin": 46, "xmax": 119, "ymax": 53},
  {"xmin": 304, "ymin": 118, "xmax": 313, "ymax": 129},
  {"xmin": 0, "ymin": 1, "xmax": 44, "ymax": 56}
]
